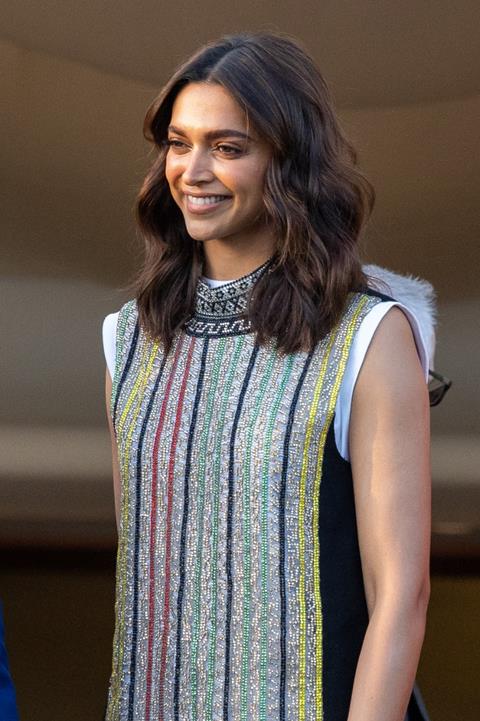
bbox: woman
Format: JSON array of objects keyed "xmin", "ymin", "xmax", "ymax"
[{"xmin": 102, "ymin": 32, "xmax": 432, "ymax": 721}]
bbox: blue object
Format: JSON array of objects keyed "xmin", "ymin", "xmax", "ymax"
[{"xmin": 0, "ymin": 602, "xmax": 19, "ymax": 721}]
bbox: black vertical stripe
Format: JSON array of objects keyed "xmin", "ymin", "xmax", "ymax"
[{"xmin": 112, "ymin": 320, "xmax": 140, "ymax": 432}]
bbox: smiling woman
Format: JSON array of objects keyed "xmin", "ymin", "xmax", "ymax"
[{"xmin": 102, "ymin": 32, "xmax": 432, "ymax": 721}]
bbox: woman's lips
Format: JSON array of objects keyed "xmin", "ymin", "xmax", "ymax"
[{"xmin": 184, "ymin": 194, "xmax": 232, "ymax": 214}]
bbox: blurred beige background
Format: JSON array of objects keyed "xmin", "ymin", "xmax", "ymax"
[{"xmin": 0, "ymin": 2, "xmax": 479, "ymax": 719}]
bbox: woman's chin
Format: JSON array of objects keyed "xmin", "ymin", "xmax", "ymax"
[{"xmin": 185, "ymin": 222, "xmax": 223, "ymax": 243}]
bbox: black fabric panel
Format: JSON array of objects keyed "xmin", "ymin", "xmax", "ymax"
[
  {"xmin": 319, "ymin": 419, "xmax": 369, "ymax": 720},
  {"xmin": 319, "ymin": 419, "xmax": 422, "ymax": 721}
]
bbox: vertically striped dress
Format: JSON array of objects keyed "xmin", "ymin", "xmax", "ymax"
[{"xmin": 105, "ymin": 259, "xmax": 418, "ymax": 721}]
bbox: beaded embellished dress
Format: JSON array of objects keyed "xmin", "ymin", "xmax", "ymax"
[{"xmin": 105, "ymin": 259, "xmax": 411, "ymax": 721}]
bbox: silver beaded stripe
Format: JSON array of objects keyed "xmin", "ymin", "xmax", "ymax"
[{"xmin": 259, "ymin": 354, "xmax": 296, "ymax": 721}]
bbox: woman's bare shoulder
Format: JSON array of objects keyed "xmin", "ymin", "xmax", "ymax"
[{"xmin": 353, "ymin": 305, "xmax": 428, "ymax": 411}]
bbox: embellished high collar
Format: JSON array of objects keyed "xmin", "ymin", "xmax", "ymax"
[{"xmin": 184, "ymin": 257, "xmax": 273, "ymax": 337}]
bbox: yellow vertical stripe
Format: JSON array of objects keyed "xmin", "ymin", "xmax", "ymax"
[
  {"xmin": 297, "ymin": 331, "xmax": 337, "ymax": 721},
  {"xmin": 311, "ymin": 295, "xmax": 368, "ymax": 721},
  {"xmin": 110, "ymin": 337, "xmax": 159, "ymax": 717}
]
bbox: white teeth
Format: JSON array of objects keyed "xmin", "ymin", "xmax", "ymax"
[{"xmin": 188, "ymin": 195, "xmax": 227, "ymax": 206}]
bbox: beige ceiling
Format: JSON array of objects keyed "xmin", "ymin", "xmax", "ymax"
[
  {"xmin": 2, "ymin": 0, "xmax": 479, "ymax": 108},
  {"xmin": 1, "ymin": 2, "xmax": 479, "ymax": 300}
]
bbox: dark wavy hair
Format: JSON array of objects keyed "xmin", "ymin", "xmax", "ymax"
[{"xmin": 134, "ymin": 31, "xmax": 374, "ymax": 354}]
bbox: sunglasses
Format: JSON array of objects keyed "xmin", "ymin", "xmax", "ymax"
[{"xmin": 428, "ymin": 369, "xmax": 452, "ymax": 407}]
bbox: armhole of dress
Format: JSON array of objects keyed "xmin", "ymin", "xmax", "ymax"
[{"xmin": 334, "ymin": 301, "xmax": 430, "ymax": 462}]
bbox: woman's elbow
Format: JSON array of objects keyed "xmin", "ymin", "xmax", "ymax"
[
  {"xmin": 409, "ymin": 575, "xmax": 431, "ymax": 637},
  {"xmin": 415, "ymin": 573, "xmax": 431, "ymax": 621},
  {"xmin": 401, "ymin": 571, "xmax": 431, "ymax": 619},
  {"xmin": 374, "ymin": 572, "xmax": 431, "ymax": 631}
]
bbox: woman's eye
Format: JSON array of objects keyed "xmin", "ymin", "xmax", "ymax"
[
  {"xmin": 215, "ymin": 144, "xmax": 242, "ymax": 156},
  {"xmin": 166, "ymin": 139, "xmax": 188, "ymax": 151}
]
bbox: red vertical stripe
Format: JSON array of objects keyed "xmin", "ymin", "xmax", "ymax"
[{"xmin": 144, "ymin": 335, "xmax": 191, "ymax": 719}]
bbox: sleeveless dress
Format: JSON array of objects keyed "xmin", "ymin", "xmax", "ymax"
[{"xmin": 103, "ymin": 259, "xmax": 428, "ymax": 721}]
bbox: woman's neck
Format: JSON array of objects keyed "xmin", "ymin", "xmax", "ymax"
[{"xmin": 201, "ymin": 243, "xmax": 275, "ymax": 281}]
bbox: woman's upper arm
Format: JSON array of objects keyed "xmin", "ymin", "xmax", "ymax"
[
  {"xmin": 105, "ymin": 367, "xmax": 121, "ymax": 530},
  {"xmin": 349, "ymin": 306, "xmax": 431, "ymax": 615}
]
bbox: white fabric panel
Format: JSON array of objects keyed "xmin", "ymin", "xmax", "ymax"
[
  {"xmin": 335, "ymin": 301, "xmax": 429, "ymax": 461},
  {"xmin": 102, "ymin": 312, "xmax": 119, "ymax": 380}
]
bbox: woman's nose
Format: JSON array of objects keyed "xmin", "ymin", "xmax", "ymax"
[{"xmin": 181, "ymin": 148, "xmax": 214, "ymax": 186}]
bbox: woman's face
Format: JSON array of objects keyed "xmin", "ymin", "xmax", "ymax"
[{"xmin": 165, "ymin": 82, "xmax": 272, "ymax": 249}]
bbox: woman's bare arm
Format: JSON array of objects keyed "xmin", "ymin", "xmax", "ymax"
[
  {"xmin": 105, "ymin": 367, "xmax": 121, "ymax": 531},
  {"xmin": 347, "ymin": 306, "xmax": 431, "ymax": 721}
]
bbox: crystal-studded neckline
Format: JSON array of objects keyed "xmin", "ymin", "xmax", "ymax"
[{"xmin": 184, "ymin": 257, "xmax": 273, "ymax": 338}]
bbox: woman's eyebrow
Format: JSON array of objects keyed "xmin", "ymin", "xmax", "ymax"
[{"xmin": 168, "ymin": 125, "xmax": 251, "ymax": 141}]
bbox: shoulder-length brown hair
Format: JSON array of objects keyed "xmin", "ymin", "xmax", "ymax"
[{"xmin": 134, "ymin": 31, "xmax": 373, "ymax": 354}]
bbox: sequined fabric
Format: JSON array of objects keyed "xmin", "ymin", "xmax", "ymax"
[
  {"xmin": 184, "ymin": 258, "xmax": 272, "ymax": 337},
  {"xmin": 105, "ymin": 264, "xmax": 382, "ymax": 721}
]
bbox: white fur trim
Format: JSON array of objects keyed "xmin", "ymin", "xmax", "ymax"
[{"xmin": 363, "ymin": 264, "xmax": 437, "ymax": 369}]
